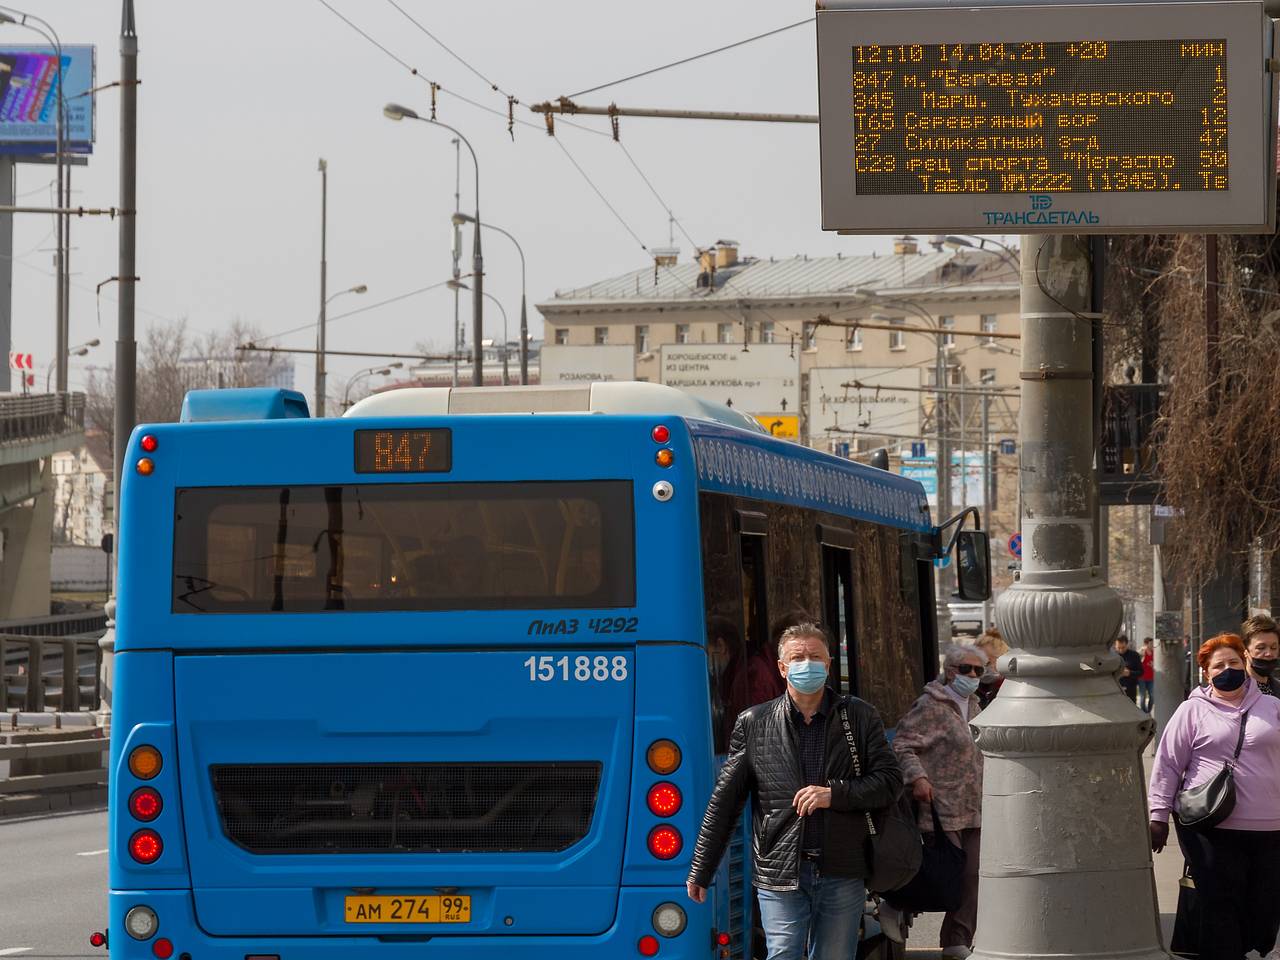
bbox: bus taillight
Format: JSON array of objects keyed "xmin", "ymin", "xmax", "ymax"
[
  {"xmin": 129, "ymin": 787, "xmax": 162, "ymax": 822},
  {"xmin": 646, "ymin": 825, "xmax": 682, "ymax": 860},
  {"xmin": 651, "ymin": 425, "xmax": 670, "ymax": 443},
  {"xmin": 646, "ymin": 740, "xmax": 681, "ymax": 775},
  {"xmin": 129, "ymin": 829, "xmax": 163, "ymax": 864},
  {"xmin": 646, "ymin": 782, "xmax": 682, "ymax": 817},
  {"xmin": 128, "ymin": 745, "xmax": 163, "ymax": 780}
]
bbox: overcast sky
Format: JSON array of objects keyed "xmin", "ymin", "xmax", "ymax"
[{"xmin": 16, "ymin": 0, "xmax": 898, "ymax": 405}]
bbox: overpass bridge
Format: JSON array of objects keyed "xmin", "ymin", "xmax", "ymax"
[{"xmin": 0, "ymin": 393, "xmax": 86, "ymax": 620}]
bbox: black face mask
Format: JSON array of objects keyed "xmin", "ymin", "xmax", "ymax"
[
  {"xmin": 1211, "ymin": 667, "xmax": 1247, "ymax": 692},
  {"xmin": 1251, "ymin": 658, "xmax": 1278, "ymax": 678}
]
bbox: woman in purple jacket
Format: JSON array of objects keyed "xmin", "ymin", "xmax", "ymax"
[{"xmin": 1148, "ymin": 633, "xmax": 1280, "ymax": 960}]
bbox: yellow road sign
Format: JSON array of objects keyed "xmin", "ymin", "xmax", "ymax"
[{"xmin": 755, "ymin": 414, "xmax": 799, "ymax": 440}]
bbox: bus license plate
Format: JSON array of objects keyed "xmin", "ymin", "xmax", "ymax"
[{"xmin": 344, "ymin": 894, "xmax": 471, "ymax": 924}]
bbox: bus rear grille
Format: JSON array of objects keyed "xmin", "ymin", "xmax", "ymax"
[{"xmin": 210, "ymin": 762, "xmax": 602, "ymax": 854}]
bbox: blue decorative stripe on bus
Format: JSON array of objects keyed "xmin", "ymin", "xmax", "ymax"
[{"xmin": 687, "ymin": 420, "xmax": 933, "ymax": 533}]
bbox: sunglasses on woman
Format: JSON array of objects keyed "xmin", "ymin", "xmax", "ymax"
[{"xmin": 953, "ymin": 664, "xmax": 983, "ymax": 676}]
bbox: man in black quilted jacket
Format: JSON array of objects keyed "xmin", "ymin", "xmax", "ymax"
[{"xmin": 686, "ymin": 622, "xmax": 903, "ymax": 960}]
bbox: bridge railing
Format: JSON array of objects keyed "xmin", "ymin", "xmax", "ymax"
[
  {"xmin": 0, "ymin": 392, "xmax": 86, "ymax": 446},
  {"xmin": 0, "ymin": 634, "xmax": 102, "ymax": 713}
]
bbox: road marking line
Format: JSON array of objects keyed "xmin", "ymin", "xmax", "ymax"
[
  {"xmin": 0, "ymin": 948, "xmax": 34, "ymax": 955},
  {"xmin": 76, "ymin": 848, "xmax": 109, "ymax": 857}
]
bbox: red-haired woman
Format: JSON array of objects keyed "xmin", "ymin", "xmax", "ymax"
[{"xmin": 1148, "ymin": 633, "xmax": 1280, "ymax": 960}]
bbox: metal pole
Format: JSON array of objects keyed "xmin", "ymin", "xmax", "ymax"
[
  {"xmin": 472, "ymin": 213, "xmax": 483, "ymax": 387},
  {"xmin": 61, "ymin": 161, "xmax": 71, "ymax": 392},
  {"xmin": 531, "ymin": 100, "xmax": 818, "ymax": 124},
  {"xmin": 315, "ymin": 159, "xmax": 327, "ymax": 416},
  {"xmin": 1152, "ymin": 540, "xmax": 1182, "ymax": 740},
  {"xmin": 973, "ymin": 236, "xmax": 1158, "ymax": 960},
  {"xmin": 452, "ymin": 138, "xmax": 461, "ymax": 388},
  {"xmin": 54, "ymin": 46, "xmax": 65, "ymax": 393},
  {"xmin": 0, "ymin": 156, "xmax": 12, "ymax": 393},
  {"xmin": 935, "ymin": 334, "xmax": 952, "ymax": 643},
  {"xmin": 981, "ymin": 385, "xmax": 992, "ymax": 631}
]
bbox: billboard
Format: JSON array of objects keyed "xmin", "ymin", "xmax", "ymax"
[
  {"xmin": 808, "ymin": 367, "xmax": 921, "ymax": 444},
  {"xmin": 816, "ymin": 2, "xmax": 1278, "ymax": 233},
  {"xmin": 0, "ymin": 45, "xmax": 96, "ymax": 153},
  {"xmin": 900, "ymin": 452, "xmax": 988, "ymax": 509},
  {"xmin": 538, "ymin": 344, "xmax": 635, "ymax": 384},
  {"xmin": 659, "ymin": 343, "xmax": 799, "ymax": 414}
]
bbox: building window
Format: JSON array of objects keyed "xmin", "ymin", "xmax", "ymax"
[
  {"xmin": 888, "ymin": 316, "xmax": 906, "ymax": 351},
  {"xmin": 717, "ymin": 322, "xmax": 734, "ymax": 344},
  {"xmin": 635, "ymin": 325, "xmax": 650, "ymax": 354},
  {"xmin": 760, "ymin": 320, "xmax": 775, "ymax": 344},
  {"xmin": 846, "ymin": 327, "xmax": 863, "ymax": 351},
  {"xmin": 554, "ymin": 328, "xmax": 569, "ymax": 345},
  {"xmin": 980, "ymin": 367, "xmax": 997, "ymax": 384},
  {"xmin": 803, "ymin": 322, "xmax": 817, "ymax": 351},
  {"xmin": 594, "ymin": 326, "xmax": 609, "ymax": 345},
  {"xmin": 939, "ymin": 315, "xmax": 955, "ymax": 348},
  {"xmin": 675, "ymin": 323, "xmax": 690, "ymax": 344},
  {"xmin": 981, "ymin": 314, "xmax": 998, "ymax": 346}
]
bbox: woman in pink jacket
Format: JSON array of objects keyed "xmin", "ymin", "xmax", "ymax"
[{"xmin": 1148, "ymin": 633, "xmax": 1280, "ymax": 960}]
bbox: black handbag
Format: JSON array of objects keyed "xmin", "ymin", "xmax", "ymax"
[
  {"xmin": 884, "ymin": 802, "xmax": 966, "ymax": 914},
  {"xmin": 839, "ymin": 703, "xmax": 922, "ymax": 895},
  {"xmin": 1174, "ymin": 710, "xmax": 1249, "ymax": 831}
]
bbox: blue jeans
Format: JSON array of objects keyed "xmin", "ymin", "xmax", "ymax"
[
  {"xmin": 1138, "ymin": 679, "xmax": 1153, "ymax": 712},
  {"xmin": 756, "ymin": 861, "xmax": 865, "ymax": 960}
]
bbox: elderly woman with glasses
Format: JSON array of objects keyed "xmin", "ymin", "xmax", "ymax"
[{"xmin": 880, "ymin": 643, "xmax": 987, "ymax": 960}]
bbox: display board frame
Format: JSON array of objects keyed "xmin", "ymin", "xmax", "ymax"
[{"xmin": 816, "ymin": 0, "xmax": 1279, "ymax": 234}]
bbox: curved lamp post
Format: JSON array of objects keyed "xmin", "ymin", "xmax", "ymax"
[
  {"xmin": 343, "ymin": 361, "xmax": 402, "ymax": 410},
  {"xmin": 453, "ymin": 212, "xmax": 527, "ymax": 385}
]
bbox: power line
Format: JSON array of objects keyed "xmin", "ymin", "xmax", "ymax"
[
  {"xmin": 552, "ymin": 137, "xmax": 650, "ymax": 251},
  {"xmin": 566, "ymin": 17, "xmax": 814, "ymax": 98},
  {"xmin": 385, "ymin": 0, "xmax": 514, "ymax": 100},
  {"xmin": 254, "ymin": 279, "xmax": 455, "ymax": 344}
]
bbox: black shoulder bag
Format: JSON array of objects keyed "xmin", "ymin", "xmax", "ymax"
[
  {"xmin": 1174, "ymin": 710, "xmax": 1249, "ymax": 831},
  {"xmin": 839, "ymin": 703, "xmax": 921, "ymax": 894}
]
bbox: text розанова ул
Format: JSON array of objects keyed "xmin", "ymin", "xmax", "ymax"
[{"xmin": 850, "ymin": 40, "xmax": 1227, "ymax": 195}]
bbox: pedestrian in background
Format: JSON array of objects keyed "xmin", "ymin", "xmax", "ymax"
[
  {"xmin": 1148, "ymin": 633, "xmax": 1280, "ymax": 960},
  {"xmin": 1114, "ymin": 634, "xmax": 1142, "ymax": 704},
  {"xmin": 686, "ymin": 622, "xmax": 903, "ymax": 960},
  {"xmin": 1241, "ymin": 614, "xmax": 1280, "ymax": 698},
  {"xmin": 973, "ymin": 628, "xmax": 1008, "ymax": 710},
  {"xmin": 1139, "ymin": 638, "xmax": 1155, "ymax": 713},
  {"xmin": 881, "ymin": 643, "xmax": 985, "ymax": 959}
]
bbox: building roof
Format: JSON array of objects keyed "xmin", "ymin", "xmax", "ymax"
[{"xmin": 538, "ymin": 248, "xmax": 1017, "ymax": 313}]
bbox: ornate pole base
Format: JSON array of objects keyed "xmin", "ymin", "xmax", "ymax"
[{"xmin": 972, "ymin": 569, "xmax": 1163, "ymax": 960}]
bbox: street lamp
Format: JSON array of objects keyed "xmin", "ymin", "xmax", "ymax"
[
  {"xmin": 942, "ymin": 234, "xmax": 1020, "ymax": 273},
  {"xmin": 46, "ymin": 337, "xmax": 100, "ymax": 392},
  {"xmin": 448, "ymin": 279, "xmax": 510, "ymax": 385},
  {"xmin": 453, "ymin": 212, "xmax": 528, "ymax": 385},
  {"xmin": 343, "ymin": 361, "xmax": 403, "ymax": 410},
  {"xmin": 384, "ymin": 103, "xmax": 484, "ymax": 387},
  {"xmin": 315, "ymin": 283, "xmax": 367, "ymax": 416}
]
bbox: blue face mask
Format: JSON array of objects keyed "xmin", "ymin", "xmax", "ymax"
[
  {"xmin": 786, "ymin": 659, "xmax": 828, "ymax": 694},
  {"xmin": 951, "ymin": 674, "xmax": 980, "ymax": 698}
]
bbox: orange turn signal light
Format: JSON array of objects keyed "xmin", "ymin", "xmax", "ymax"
[
  {"xmin": 136, "ymin": 458, "xmax": 155, "ymax": 476},
  {"xmin": 655, "ymin": 449, "xmax": 674, "ymax": 468},
  {"xmin": 128, "ymin": 745, "xmax": 163, "ymax": 780},
  {"xmin": 647, "ymin": 739, "xmax": 681, "ymax": 775}
]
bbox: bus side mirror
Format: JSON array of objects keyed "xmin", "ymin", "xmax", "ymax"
[{"xmin": 954, "ymin": 530, "xmax": 991, "ymax": 601}]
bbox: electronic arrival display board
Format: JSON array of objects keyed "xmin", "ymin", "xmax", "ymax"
[{"xmin": 816, "ymin": 1, "xmax": 1280, "ymax": 234}]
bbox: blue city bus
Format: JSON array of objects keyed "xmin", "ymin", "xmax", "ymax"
[{"xmin": 102, "ymin": 382, "xmax": 974, "ymax": 960}]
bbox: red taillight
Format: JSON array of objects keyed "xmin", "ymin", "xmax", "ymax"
[
  {"xmin": 646, "ymin": 782, "xmax": 682, "ymax": 817},
  {"xmin": 638, "ymin": 935, "xmax": 660, "ymax": 956},
  {"xmin": 152, "ymin": 938, "xmax": 173, "ymax": 959},
  {"xmin": 651, "ymin": 425, "xmax": 670, "ymax": 443},
  {"xmin": 647, "ymin": 825, "xmax": 683, "ymax": 860},
  {"xmin": 129, "ymin": 829, "xmax": 163, "ymax": 864},
  {"xmin": 140, "ymin": 434, "xmax": 158, "ymax": 453},
  {"xmin": 89, "ymin": 932, "xmax": 107, "ymax": 948},
  {"xmin": 129, "ymin": 787, "xmax": 162, "ymax": 822},
  {"xmin": 717, "ymin": 932, "xmax": 731, "ymax": 946}
]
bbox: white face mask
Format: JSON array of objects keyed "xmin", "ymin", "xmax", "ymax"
[{"xmin": 951, "ymin": 674, "xmax": 980, "ymax": 697}]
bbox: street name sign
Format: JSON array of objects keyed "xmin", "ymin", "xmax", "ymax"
[
  {"xmin": 659, "ymin": 343, "xmax": 799, "ymax": 414},
  {"xmin": 808, "ymin": 366, "xmax": 922, "ymax": 442},
  {"xmin": 538, "ymin": 344, "xmax": 635, "ymax": 384},
  {"xmin": 816, "ymin": 1, "xmax": 1279, "ymax": 233}
]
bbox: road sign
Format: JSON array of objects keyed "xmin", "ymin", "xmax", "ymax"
[
  {"xmin": 911, "ymin": 441, "xmax": 927, "ymax": 458},
  {"xmin": 1009, "ymin": 532, "xmax": 1023, "ymax": 559},
  {"xmin": 538, "ymin": 344, "xmax": 635, "ymax": 384},
  {"xmin": 659, "ymin": 343, "xmax": 799, "ymax": 414},
  {"xmin": 8, "ymin": 352, "xmax": 32, "ymax": 370},
  {"xmin": 755, "ymin": 414, "xmax": 800, "ymax": 440},
  {"xmin": 816, "ymin": 1, "xmax": 1279, "ymax": 234},
  {"xmin": 808, "ymin": 366, "xmax": 921, "ymax": 441},
  {"xmin": 999, "ymin": 438, "xmax": 1017, "ymax": 456}
]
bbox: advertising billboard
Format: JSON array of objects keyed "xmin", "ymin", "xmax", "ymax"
[
  {"xmin": 808, "ymin": 366, "xmax": 921, "ymax": 444},
  {"xmin": 538, "ymin": 344, "xmax": 635, "ymax": 384},
  {"xmin": 659, "ymin": 343, "xmax": 799, "ymax": 414},
  {"xmin": 816, "ymin": 1, "xmax": 1278, "ymax": 233},
  {"xmin": 0, "ymin": 45, "xmax": 95, "ymax": 153}
]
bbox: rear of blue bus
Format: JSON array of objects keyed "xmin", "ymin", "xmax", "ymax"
[{"xmin": 105, "ymin": 407, "xmax": 719, "ymax": 959}]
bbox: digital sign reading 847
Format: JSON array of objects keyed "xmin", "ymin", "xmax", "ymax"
[{"xmin": 852, "ymin": 39, "xmax": 1227, "ymax": 196}]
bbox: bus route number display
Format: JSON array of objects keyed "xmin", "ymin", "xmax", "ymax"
[
  {"xmin": 354, "ymin": 429, "xmax": 452, "ymax": 473},
  {"xmin": 852, "ymin": 39, "xmax": 1227, "ymax": 196},
  {"xmin": 815, "ymin": 2, "xmax": 1279, "ymax": 234}
]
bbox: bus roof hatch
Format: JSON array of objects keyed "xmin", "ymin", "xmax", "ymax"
[{"xmin": 180, "ymin": 388, "xmax": 311, "ymax": 423}]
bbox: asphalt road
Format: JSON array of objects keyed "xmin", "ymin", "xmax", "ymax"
[{"xmin": 0, "ymin": 809, "xmax": 107, "ymax": 959}]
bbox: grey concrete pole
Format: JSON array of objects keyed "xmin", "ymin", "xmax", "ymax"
[
  {"xmin": 973, "ymin": 235, "xmax": 1161, "ymax": 960},
  {"xmin": 0, "ymin": 156, "xmax": 12, "ymax": 393},
  {"xmin": 981, "ymin": 383, "xmax": 992, "ymax": 630},
  {"xmin": 519, "ymin": 293, "xmax": 529, "ymax": 385},
  {"xmin": 935, "ymin": 336, "xmax": 953, "ymax": 644},
  {"xmin": 315, "ymin": 159, "xmax": 327, "ymax": 417},
  {"xmin": 472, "ymin": 218, "xmax": 484, "ymax": 387},
  {"xmin": 1152, "ymin": 543, "xmax": 1183, "ymax": 740},
  {"xmin": 54, "ymin": 47, "xmax": 66, "ymax": 394}
]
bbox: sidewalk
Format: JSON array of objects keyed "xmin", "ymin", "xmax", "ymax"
[{"xmin": 903, "ymin": 750, "xmax": 1181, "ymax": 957}]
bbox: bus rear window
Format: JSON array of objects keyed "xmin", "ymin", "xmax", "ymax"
[{"xmin": 172, "ymin": 481, "xmax": 635, "ymax": 613}]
